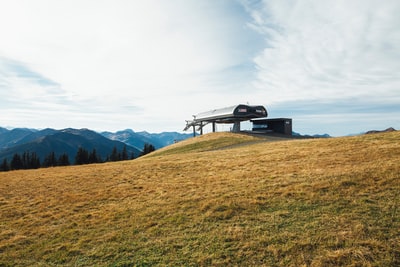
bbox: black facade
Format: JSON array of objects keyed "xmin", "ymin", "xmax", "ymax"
[{"xmin": 251, "ymin": 118, "xmax": 292, "ymax": 136}]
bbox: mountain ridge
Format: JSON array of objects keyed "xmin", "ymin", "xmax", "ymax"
[
  {"xmin": 0, "ymin": 128, "xmax": 140, "ymax": 164},
  {"xmin": 0, "ymin": 127, "xmax": 191, "ymax": 165},
  {"xmin": 100, "ymin": 129, "xmax": 192, "ymax": 150}
]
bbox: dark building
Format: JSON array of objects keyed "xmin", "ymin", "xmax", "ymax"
[{"xmin": 251, "ymin": 118, "xmax": 292, "ymax": 136}]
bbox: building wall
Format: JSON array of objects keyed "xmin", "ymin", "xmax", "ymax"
[{"xmin": 252, "ymin": 118, "xmax": 292, "ymax": 135}]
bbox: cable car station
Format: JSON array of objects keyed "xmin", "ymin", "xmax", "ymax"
[{"xmin": 184, "ymin": 104, "xmax": 292, "ymax": 136}]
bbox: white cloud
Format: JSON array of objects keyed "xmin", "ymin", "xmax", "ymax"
[
  {"xmin": 229, "ymin": 0, "xmax": 400, "ymax": 135},
  {"xmin": 0, "ymin": 0, "xmax": 253, "ymax": 95},
  {"xmin": 0, "ymin": 0, "xmax": 262, "ymax": 131},
  {"xmin": 248, "ymin": 0, "xmax": 400, "ymax": 102}
]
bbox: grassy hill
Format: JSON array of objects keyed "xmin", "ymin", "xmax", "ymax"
[{"xmin": 0, "ymin": 131, "xmax": 399, "ymax": 266}]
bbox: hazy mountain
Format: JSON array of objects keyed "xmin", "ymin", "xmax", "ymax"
[
  {"xmin": 0, "ymin": 128, "xmax": 140, "ymax": 163},
  {"xmin": 0, "ymin": 128, "xmax": 38, "ymax": 149},
  {"xmin": 292, "ymin": 132, "xmax": 331, "ymax": 138},
  {"xmin": 101, "ymin": 129, "xmax": 161, "ymax": 150},
  {"xmin": 136, "ymin": 131, "xmax": 193, "ymax": 147},
  {"xmin": 101, "ymin": 129, "xmax": 192, "ymax": 150},
  {"xmin": 14, "ymin": 128, "xmax": 58, "ymax": 146},
  {"xmin": 0, "ymin": 127, "xmax": 8, "ymax": 134},
  {"xmin": 366, "ymin": 127, "xmax": 396, "ymax": 134}
]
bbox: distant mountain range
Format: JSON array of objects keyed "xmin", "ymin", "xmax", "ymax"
[
  {"xmin": 0, "ymin": 127, "xmax": 192, "ymax": 163},
  {"xmin": 101, "ymin": 129, "xmax": 191, "ymax": 150},
  {"xmin": 365, "ymin": 127, "xmax": 396, "ymax": 134},
  {"xmin": 292, "ymin": 132, "xmax": 331, "ymax": 138}
]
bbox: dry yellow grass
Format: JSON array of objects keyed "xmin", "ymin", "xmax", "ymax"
[{"xmin": 0, "ymin": 131, "xmax": 399, "ymax": 266}]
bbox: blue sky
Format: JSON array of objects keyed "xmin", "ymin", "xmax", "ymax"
[{"xmin": 0, "ymin": 0, "xmax": 399, "ymax": 136}]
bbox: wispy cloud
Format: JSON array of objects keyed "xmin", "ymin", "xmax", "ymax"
[
  {"xmin": 248, "ymin": 0, "xmax": 400, "ymax": 102},
  {"xmin": 0, "ymin": 57, "xmax": 65, "ymax": 107},
  {"xmin": 0, "ymin": 0, "xmax": 262, "ymax": 131},
  {"xmin": 239, "ymin": 0, "xmax": 400, "ymax": 134}
]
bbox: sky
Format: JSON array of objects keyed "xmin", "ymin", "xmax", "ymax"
[{"xmin": 0, "ymin": 0, "xmax": 399, "ymax": 136}]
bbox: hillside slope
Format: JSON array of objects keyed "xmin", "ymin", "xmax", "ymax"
[{"xmin": 0, "ymin": 131, "xmax": 399, "ymax": 266}]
